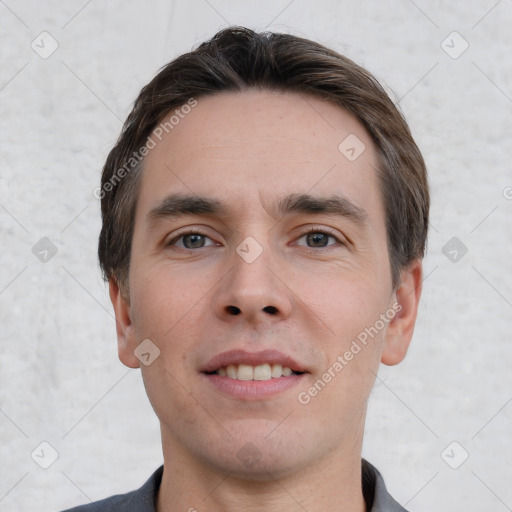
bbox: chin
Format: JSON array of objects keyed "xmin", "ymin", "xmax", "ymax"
[
  {"xmin": 201, "ymin": 423, "xmax": 314, "ymax": 480},
  {"xmin": 211, "ymin": 449, "xmax": 305, "ymax": 482}
]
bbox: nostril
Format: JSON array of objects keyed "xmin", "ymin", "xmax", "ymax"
[{"xmin": 224, "ymin": 305, "xmax": 278, "ymax": 315}]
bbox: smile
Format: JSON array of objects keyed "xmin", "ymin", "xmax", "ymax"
[
  {"xmin": 201, "ymin": 349, "xmax": 309, "ymax": 399},
  {"xmin": 211, "ymin": 363, "xmax": 302, "ymax": 380}
]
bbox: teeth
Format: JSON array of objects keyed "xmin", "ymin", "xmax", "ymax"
[
  {"xmin": 215, "ymin": 363, "xmax": 297, "ymax": 380},
  {"xmin": 237, "ymin": 364, "xmax": 253, "ymax": 381},
  {"xmin": 226, "ymin": 364, "xmax": 237, "ymax": 379},
  {"xmin": 271, "ymin": 364, "xmax": 282, "ymax": 378},
  {"xmin": 253, "ymin": 363, "xmax": 271, "ymax": 380}
]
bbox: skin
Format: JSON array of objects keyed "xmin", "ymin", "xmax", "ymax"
[{"xmin": 110, "ymin": 90, "xmax": 423, "ymax": 512}]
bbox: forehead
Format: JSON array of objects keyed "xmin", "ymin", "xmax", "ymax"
[{"xmin": 137, "ymin": 89, "xmax": 382, "ymax": 222}]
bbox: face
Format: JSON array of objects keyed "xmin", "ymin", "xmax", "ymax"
[{"xmin": 111, "ymin": 90, "xmax": 422, "ymax": 479}]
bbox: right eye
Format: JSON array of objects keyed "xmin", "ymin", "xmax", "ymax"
[
  {"xmin": 166, "ymin": 228, "xmax": 219, "ymax": 250},
  {"xmin": 167, "ymin": 229, "xmax": 218, "ymax": 250}
]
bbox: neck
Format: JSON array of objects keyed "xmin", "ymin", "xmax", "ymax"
[{"xmin": 156, "ymin": 431, "xmax": 367, "ymax": 512}]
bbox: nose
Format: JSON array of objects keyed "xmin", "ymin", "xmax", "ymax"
[{"xmin": 210, "ymin": 240, "xmax": 293, "ymax": 325}]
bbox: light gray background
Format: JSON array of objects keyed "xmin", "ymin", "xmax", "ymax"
[{"xmin": 1, "ymin": 1, "xmax": 511, "ymax": 510}]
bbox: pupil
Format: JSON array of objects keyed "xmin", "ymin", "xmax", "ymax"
[
  {"xmin": 184, "ymin": 234, "xmax": 204, "ymax": 248},
  {"xmin": 307, "ymin": 233, "xmax": 328, "ymax": 247}
]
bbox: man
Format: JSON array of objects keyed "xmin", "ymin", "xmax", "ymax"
[{"xmin": 65, "ymin": 26, "xmax": 428, "ymax": 511}]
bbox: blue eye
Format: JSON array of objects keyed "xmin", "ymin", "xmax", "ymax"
[
  {"xmin": 296, "ymin": 229, "xmax": 342, "ymax": 248},
  {"xmin": 168, "ymin": 230, "xmax": 216, "ymax": 249}
]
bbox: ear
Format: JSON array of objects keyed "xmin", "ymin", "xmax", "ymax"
[
  {"xmin": 381, "ymin": 259, "xmax": 423, "ymax": 366},
  {"xmin": 109, "ymin": 277, "xmax": 140, "ymax": 369}
]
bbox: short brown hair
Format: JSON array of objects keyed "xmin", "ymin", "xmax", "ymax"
[{"xmin": 98, "ymin": 26, "xmax": 429, "ymax": 292}]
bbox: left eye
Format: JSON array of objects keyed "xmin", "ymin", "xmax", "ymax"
[{"xmin": 295, "ymin": 230, "xmax": 340, "ymax": 248}]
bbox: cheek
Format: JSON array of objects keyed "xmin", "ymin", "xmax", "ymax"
[
  {"xmin": 129, "ymin": 263, "xmax": 207, "ymax": 343},
  {"xmin": 300, "ymin": 306, "xmax": 386, "ymax": 419},
  {"xmin": 308, "ymin": 273, "xmax": 390, "ymax": 381},
  {"xmin": 130, "ymin": 267, "xmax": 207, "ymax": 418},
  {"xmin": 307, "ymin": 269, "xmax": 390, "ymax": 336}
]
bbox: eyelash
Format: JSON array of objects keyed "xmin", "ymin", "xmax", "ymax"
[{"xmin": 167, "ymin": 226, "xmax": 344, "ymax": 250}]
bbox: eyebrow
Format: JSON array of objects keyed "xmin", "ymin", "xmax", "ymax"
[{"xmin": 147, "ymin": 192, "xmax": 369, "ymax": 227}]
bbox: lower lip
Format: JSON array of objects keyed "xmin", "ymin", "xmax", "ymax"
[{"xmin": 202, "ymin": 373, "xmax": 306, "ymax": 400}]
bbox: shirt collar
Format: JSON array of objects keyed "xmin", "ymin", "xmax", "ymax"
[{"xmin": 137, "ymin": 460, "xmax": 408, "ymax": 512}]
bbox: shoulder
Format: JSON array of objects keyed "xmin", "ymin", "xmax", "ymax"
[
  {"xmin": 363, "ymin": 459, "xmax": 409, "ymax": 512},
  {"xmin": 60, "ymin": 490, "xmax": 138, "ymax": 512},
  {"xmin": 59, "ymin": 466, "xmax": 163, "ymax": 512}
]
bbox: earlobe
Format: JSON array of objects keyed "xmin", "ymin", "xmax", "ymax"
[
  {"xmin": 381, "ymin": 259, "xmax": 423, "ymax": 366},
  {"xmin": 109, "ymin": 277, "xmax": 140, "ymax": 369}
]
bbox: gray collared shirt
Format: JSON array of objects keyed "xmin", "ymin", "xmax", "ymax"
[{"xmin": 61, "ymin": 460, "xmax": 409, "ymax": 511}]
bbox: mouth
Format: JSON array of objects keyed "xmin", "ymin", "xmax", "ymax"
[{"xmin": 201, "ymin": 349, "xmax": 308, "ymax": 399}]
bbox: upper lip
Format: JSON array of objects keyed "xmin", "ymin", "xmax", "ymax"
[{"xmin": 202, "ymin": 349, "xmax": 308, "ymax": 373}]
